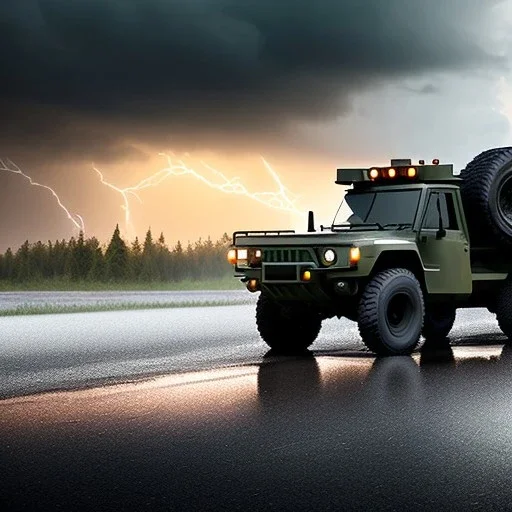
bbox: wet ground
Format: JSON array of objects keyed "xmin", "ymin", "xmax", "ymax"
[
  {"xmin": 0, "ymin": 289, "xmax": 257, "ymax": 311},
  {"xmin": 2, "ymin": 343, "xmax": 512, "ymax": 511},
  {"xmin": 1, "ymin": 305, "xmax": 510, "ymax": 510},
  {"xmin": 0, "ymin": 305, "xmax": 504, "ymax": 398}
]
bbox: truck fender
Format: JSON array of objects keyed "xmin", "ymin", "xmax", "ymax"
[{"xmin": 369, "ymin": 247, "xmax": 428, "ymax": 292}]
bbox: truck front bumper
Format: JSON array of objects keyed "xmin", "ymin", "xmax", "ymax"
[{"xmin": 235, "ymin": 264, "xmax": 359, "ymax": 302}]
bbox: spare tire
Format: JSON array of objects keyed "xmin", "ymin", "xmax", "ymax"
[{"xmin": 459, "ymin": 147, "xmax": 512, "ymax": 246}]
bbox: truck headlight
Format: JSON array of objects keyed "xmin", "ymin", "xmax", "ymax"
[
  {"xmin": 227, "ymin": 249, "xmax": 237, "ymax": 264},
  {"xmin": 321, "ymin": 248, "xmax": 337, "ymax": 266},
  {"xmin": 227, "ymin": 248, "xmax": 262, "ymax": 267}
]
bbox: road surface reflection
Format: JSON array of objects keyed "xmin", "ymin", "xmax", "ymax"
[{"xmin": 3, "ymin": 342, "xmax": 512, "ymax": 511}]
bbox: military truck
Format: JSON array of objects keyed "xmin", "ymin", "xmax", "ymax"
[{"xmin": 227, "ymin": 147, "xmax": 512, "ymax": 356}]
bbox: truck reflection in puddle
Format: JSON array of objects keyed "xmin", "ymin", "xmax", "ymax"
[{"xmin": 256, "ymin": 341, "xmax": 510, "ymax": 414}]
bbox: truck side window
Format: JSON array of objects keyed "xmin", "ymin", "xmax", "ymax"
[
  {"xmin": 423, "ymin": 192, "xmax": 459, "ymax": 230},
  {"xmin": 444, "ymin": 193, "xmax": 458, "ymax": 229}
]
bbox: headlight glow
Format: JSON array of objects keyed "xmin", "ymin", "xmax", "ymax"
[
  {"xmin": 227, "ymin": 249, "xmax": 237, "ymax": 264},
  {"xmin": 349, "ymin": 247, "xmax": 361, "ymax": 265},
  {"xmin": 323, "ymin": 249, "xmax": 336, "ymax": 263}
]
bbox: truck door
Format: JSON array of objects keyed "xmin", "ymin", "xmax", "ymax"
[{"xmin": 418, "ymin": 189, "xmax": 472, "ymax": 295}]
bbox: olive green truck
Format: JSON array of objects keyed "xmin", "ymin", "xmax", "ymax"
[{"xmin": 227, "ymin": 147, "xmax": 512, "ymax": 356}]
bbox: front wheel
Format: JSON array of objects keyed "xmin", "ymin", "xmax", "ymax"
[
  {"xmin": 358, "ymin": 269, "xmax": 425, "ymax": 356},
  {"xmin": 255, "ymin": 293, "xmax": 323, "ymax": 354}
]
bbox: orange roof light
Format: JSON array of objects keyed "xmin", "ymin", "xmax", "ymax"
[
  {"xmin": 388, "ymin": 168, "xmax": 396, "ymax": 178},
  {"xmin": 369, "ymin": 168, "xmax": 379, "ymax": 179},
  {"xmin": 407, "ymin": 167, "xmax": 417, "ymax": 177},
  {"xmin": 432, "ymin": 159, "xmax": 440, "ymax": 165}
]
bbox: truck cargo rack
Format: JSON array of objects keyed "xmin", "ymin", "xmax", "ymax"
[{"xmin": 233, "ymin": 230, "xmax": 295, "ymax": 244}]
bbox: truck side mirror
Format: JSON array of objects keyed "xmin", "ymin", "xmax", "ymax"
[{"xmin": 436, "ymin": 195, "xmax": 447, "ymax": 239}]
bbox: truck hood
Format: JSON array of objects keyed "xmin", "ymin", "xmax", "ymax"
[{"xmin": 233, "ymin": 230, "xmax": 416, "ymax": 247}]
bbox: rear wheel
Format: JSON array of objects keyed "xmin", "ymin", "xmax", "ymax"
[
  {"xmin": 255, "ymin": 293, "xmax": 323, "ymax": 354},
  {"xmin": 358, "ymin": 268, "xmax": 424, "ymax": 356},
  {"xmin": 422, "ymin": 304, "xmax": 456, "ymax": 342}
]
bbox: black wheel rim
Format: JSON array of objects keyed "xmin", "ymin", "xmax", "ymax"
[
  {"xmin": 498, "ymin": 174, "xmax": 512, "ymax": 228},
  {"xmin": 385, "ymin": 292, "xmax": 414, "ymax": 336}
]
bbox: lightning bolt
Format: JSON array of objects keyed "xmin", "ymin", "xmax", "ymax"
[
  {"xmin": 94, "ymin": 153, "xmax": 306, "ymax": 235},
  {"xmin": 0, "ymin": 158, "xmax": 85, "ymax": 234}
]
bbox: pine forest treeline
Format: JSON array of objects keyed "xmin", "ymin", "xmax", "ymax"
[{"xmin": 0, "ymin": 225, "xmax": 234, "ymax": 283}]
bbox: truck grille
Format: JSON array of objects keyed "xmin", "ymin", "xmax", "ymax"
[
  {"xmin": 263, "ymin": 265, "xmax": 297, "ymax": 281},
  {"xmin": 263, "ymin": 248, "xmax": 313, "ymax": 263}
]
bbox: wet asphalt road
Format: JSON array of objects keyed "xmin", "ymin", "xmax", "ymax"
[
  {"xmin": 0, "ymin": 304, "xmax": 505, "ymax": 399},
  {"xmin": 2, "ymin": 305, "xmax": 512, "ymax": 510},
  {"xmin": 3, "ymin": 344, "xmax": 512, "ymax": 511},
  {"xmin": 0, "ymin": 289, "xmax": 257, "ymax": 311}
]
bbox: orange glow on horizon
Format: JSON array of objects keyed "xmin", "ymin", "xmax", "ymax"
[
  {"xmin": 92, "ymin": 153, "xmax": 308, "ymax": 239},
  {"xmin": 0, "ymin": 147, "xmax": 385, "ymax": 252}
]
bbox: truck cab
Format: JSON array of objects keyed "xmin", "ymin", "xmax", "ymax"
[{"xmin": 335, "ymin": 160, "xmax": 472, "ymax": 296}]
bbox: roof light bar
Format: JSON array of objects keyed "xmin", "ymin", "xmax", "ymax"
[{"xmin": 367, "ymin": 166, "xmax": 418, "ymax": 181}]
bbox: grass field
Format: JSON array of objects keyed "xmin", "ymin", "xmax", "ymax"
[{"xmin": 0, "ymin": 276, "xmax": 244, "ymax": 292}]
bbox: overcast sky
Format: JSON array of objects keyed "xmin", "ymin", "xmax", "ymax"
[{"xmin": 1, "ymin": 0, "xmax": 512, "ymax": 250}]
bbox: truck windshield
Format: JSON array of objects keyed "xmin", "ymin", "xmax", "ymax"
[{"xmin": 333, "ymin": 189, "xmax": 422, "ymax": 229}]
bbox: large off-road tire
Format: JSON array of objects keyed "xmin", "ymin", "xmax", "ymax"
[
  {"xmin": 358, "ymin": 268, "xmax": 424, "ymax": 356},
  {"xmin": 422, "ymin": 304, "xmax": 456, "ymax": 342},
  {"xmin": 460, "ymin": 147, "xmax": 512, "ymax": 246},
  {"xmin": 495, "ymin": 277, "xmax": 512, "ymax": 341},
  {"xmin": 255, "ymin": 293, "xmax": 322, "ymax": 354}
]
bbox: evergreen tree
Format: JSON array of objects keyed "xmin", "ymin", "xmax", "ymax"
[
  {"xmin": 202, "ymin": 236, "xmax": 215, "ymax": 278},
  {"xmin": 71, "ymin": 231, "xmax": 94, "ymax": 280},
  {"xmin": 46, "ymin": 241, "xmax": 54, "ymax": 279},
  {"xmin": 185, "ymin": 241, "xmax": 195, "ymax": 280},
  {"xmin": 30, "ymin": 241, "xmax": 47, "ymax": 280},
  {"xmin": 51, "ymin": 239, "xmax": 68, "ymax": 278},
  {"xmin": 14, "ymin": 240, "xmax": 31, "ymax": 281},
  {"xmin": 64, "ymin": 237, "xmax": 77, "ymax": 280},
  {"xmin": 2, "ymin": 248, "xmax": 14, "ymax": 280},
  {"xmin": 214, "ymin": 232, "xmax": 233, "ymax": 276},
  {"xmin": 171, "ymin": 240, "xmax": 184, "ymax": 281},
  {"xmin": 88, "ymin": 242, "xmax": 105, "ymax": 281},
  {"xmin": 129, "ymin": 237, "xmax": 143, "ymax": 280},
  {"xmin": 156, "ymin": 231, "xmax": 171, "ymax": 280},
  {"xmin": 140, "ymin": 227, "xmax": 159, "ymax": 281},
  {"xmin": 104, "ymin": 224, "xmax": 129, "ymax": 281}
]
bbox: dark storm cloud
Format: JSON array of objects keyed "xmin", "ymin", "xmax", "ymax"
[{"xmin": 0, "ymin": 0, "xmax": 507, "ymax": 161}]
